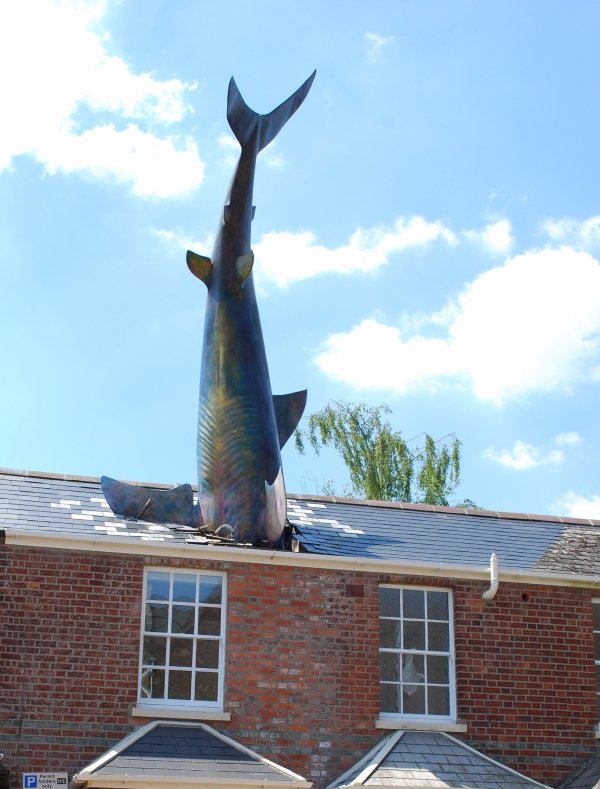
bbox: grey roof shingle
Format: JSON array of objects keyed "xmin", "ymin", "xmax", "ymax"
[
  {"xmin": 77, "ymin": 722, "xmax": 309, "ymax": 785},
  {"xmin": 327, "ymin": 731, "xmax": 549, "ymax": 789},
  {"xmin": 2, "ymin": 468, "xmax": 600, "ymax": 578},
  {"xmin": 288, "ymin": 497, "xmax": 600, "ymax": 576},
  {"xmin": 559, "ymin": 751, "xmax": 600, "ymax": 789}
]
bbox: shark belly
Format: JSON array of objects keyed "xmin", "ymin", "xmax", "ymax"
[{"xmin": 197, "ymin": 292, "xmax": 284, "ymax": 544}]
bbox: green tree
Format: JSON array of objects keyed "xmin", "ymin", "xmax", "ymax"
[{"xmin": 294, "ymin": 401, "xmax": 463, "ymax": 506}]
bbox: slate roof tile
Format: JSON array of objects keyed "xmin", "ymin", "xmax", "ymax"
[
  {"xmin": 327, "ymin": 731, "xmax": 549, "ymax": 789},
  {"xmin": 78, "ymin": 722, "xmax": 309, "ymax": 784},
  {"xmin": 2, "ymin": 468, "xmax": 600, "ymax": 578}
]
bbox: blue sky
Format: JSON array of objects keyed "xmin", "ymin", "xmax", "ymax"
[{"xmin": 1, "ymin": 0, "xmax": 600, "ymax": 518}]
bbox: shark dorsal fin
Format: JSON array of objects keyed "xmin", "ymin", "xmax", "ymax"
[
  {"xmin": 187, "ymin": 250, "xmax": 213, "ymax": 287},
  {"xmin": 236, "ymin": 252, "xmax": 254, "ymax": 286},
  {"xmin": 272, "ymin": 390, "xmax": 308, "ymax": 449}
]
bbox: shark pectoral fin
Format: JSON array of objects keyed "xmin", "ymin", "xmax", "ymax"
[
  {"xmin": 101, "ymin": 476, "xmax": 195, "ymax": 526},
  {"xmin": 187, "ymin": 250, "xmax": 213, "ymax": 287},
  {"xmin": 263, "ymin": 466, "xmax": 287, "ymax": 543},
  {"xmin": 235, "ymin": 251, "xmax": 254, "ymax": 286},
  {"xmin": 273, "ymin": 389, "xmax": 308, "ymax": 449}
]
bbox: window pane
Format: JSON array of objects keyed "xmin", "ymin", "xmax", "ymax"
[
  {"xmin": 173, "ymin": 574, "xmax": 196, "ymax": 603},
  {"xmin": 593, "ymin": 603, "xmax": 600, "ymax": 631},
  {"xmin": 427, "ymin": 654, "xmax": 449, "ymax": 684},
  {"xmin": 146, "ymin": 571, "xmax": 169, "ymax": 601},
  {"xmin": 404, "ymin": 620, "xmax": 425, "ymax": 650},
  {"xmin": 170, "ymin": 638, "xmax": 193, "ymax": 667},
  {"xmin": 380, "ymin": 588, "xmax": 400, "ymax": 617},
  {"xmin": 380, "ymin": 653, "xmax": 400, "ymax": 682},
  {"xmin": 428, "ymin": 685, "xmax": 450, "ymax": 715},
  {"xmin": 196, "ymin": 639, "xmax": 220, "ymax": 670},
  {"xmin": 168, "ymin": 670, "xmax": 192, "ymax": 700},
  {"xmin": 140, "ymin": 570, "xmax": 225, "ymax": 708},
  {"xmin": 172, "ymin": 605, "xmax": 195, "ymax": 634},
  {"xmin": 143, "ymin": 636, "xmax": 166, "ymax": 667},
  {"xmin": 145, "ymin": 603, "xmax": 168, "ymax": 633},
  {"xmin": 200, "ymin": 576, "xmax": 222, "ymax": 605},
  {"xmin": 594, "ymin": 633, "xmax": 600, "ymax": 662},
  {"xmin": 428, "ymin": 621, "xmax": 449, "ymax": 652},
  {"xmin": 403, "ymin": 589, "xmax": 425, "ymax": 619},
  {"xmin": 427, "ymin": 591, "xmax": 449, "ymax": 621},
  {"xmin": 380, "ymin": 619, "xmax": 401, "ymax": 649},
  {"xmin": 402, "ymin": 654, "xmax": 424, "ymax": 684},
  {"xmin": 403, "ymin": 684, "xmax": 425, "ymax": 714},
  {"xmin": 195, "ymin": 672, "xmax": 218, "ymax": 702},
  {"xmin": 140, "ymin": 668, "xmax": 165, "ymax": 699},
  {"xmin": 199, "ymin": 607, "xmax": 221, "ymax": 636},
  {"xmin": 380, "ymin": 683, "xmax": 401, "ymax": 713},
  {"xmin": 379, "ymin": 588, "xmax": 452, "ymax": 719}
]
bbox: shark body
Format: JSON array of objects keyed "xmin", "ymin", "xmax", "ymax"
[
  {"xmin": 102, "ymin": 73, "xmax": 315, "ymax": 547},
  {"xmin": 187, "ymin": 73, "xmax": 314, "ymax": 544}
]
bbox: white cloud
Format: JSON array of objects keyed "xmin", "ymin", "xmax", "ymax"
[
  {"xmin": 364, "ymin": 32, "xmax": 393, "ymax": 61},
  {"xmin": 314, "ymin": 318, "xmax": 455, "ymax": 391},
  {"xmin": 542, "ymin": 216, "xmax": 600, "ymax": 250},
  {"xmin": 463, "ymin": 219, "xmax": 514, "ymax": 255},
  {"xmin": 264, "ymin": 150, "xmax": 286, "ymax": 169},
  {"xmin": 483, "ymin": 441, "xmax": 563, "ymax": 470},
  {"xmin": 552, "ymin": 492, "xmax": 600, "ymax": 520},
  {"xmin": 315, "ymin": 246, "xmax": 600, "ymax": 403},
  {"xmin": 152, "ymin": 227, "xmax": 213, "ymax": 255},
  {"xmin": 254, "ymin": 216, "xmax": 457, "ymax": 288},
  {"xmin": 217, "ymin": 132, "xmax": 240, "ymax": 168},
  {"xmin": 217, "ymin": 132, "xmax": 239, "ymax": 150},
  {"xmin": 482, "ymin": 431, "xmax": 581, "ymax": 470},
  {"xmin": 0, "ymin": 0, "xmax": 204, "ymax": 196},
  {"xmin": 41, "ymin": 124, "xmax": 203, "ymax": 198},
  {"xmin": 217, "ymin": 132, "xmax": 285, "ymax": 169},
  {"xmin": 553, "ymin": 431, "xmax": 582, "ymax": 446}
]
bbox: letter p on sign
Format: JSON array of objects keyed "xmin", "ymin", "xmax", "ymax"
[{"xmin": 23, "ymin": 777, "xmax": 38, "ymax": 788}]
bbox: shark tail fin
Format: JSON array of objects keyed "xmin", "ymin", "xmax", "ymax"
[{"xmin": 227, "ymin": 70, "xmax": 316, "ymax": 153}]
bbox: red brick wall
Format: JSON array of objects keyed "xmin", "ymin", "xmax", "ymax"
[
  {"xmin": 1, "ymin": 545, "xmax": 597, "ymax": 788},
  {"xmin": 454, "ymin": 581, "xmax": 598, "ymax": 785},
  {"xmin": 0, "ymin": 545, "xmax": 143, "ymax": 783}
]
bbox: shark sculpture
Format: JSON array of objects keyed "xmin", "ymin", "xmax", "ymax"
[{"xmin": 102, "ymin": 72, "xmax": 315, "ymax": 547}]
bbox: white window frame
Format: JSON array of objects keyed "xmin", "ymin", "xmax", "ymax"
[
  {"xmin": 137, "ymin": 567, "xmax": 227, "ymax": 710},
  {"xmin": 379, "ymin": 584, "xmax": 456, "ymax": 722}
]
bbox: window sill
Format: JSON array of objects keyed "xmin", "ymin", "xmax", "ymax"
[
  {"xmin": 376, "ymin": 717, "xmax": 467, "ymax": 732},
  {"xmin": 132, "ymin": 705, "xmax": 231, "ymax": 722}
]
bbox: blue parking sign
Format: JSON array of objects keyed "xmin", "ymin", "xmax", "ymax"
[{"xmin": 23, "ymin": 773, "xmax": 68, "ymax": 788}]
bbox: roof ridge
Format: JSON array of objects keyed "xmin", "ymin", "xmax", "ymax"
[
  {"xmin": 288, "ymin": 491, "xmax": 600, "ymax": 528},
  {"xmin": 2, "ymin": 466, "xmax": 600, "ymax": 529},
  {"xmin": 0, "ymin": 466, "xmax": 178, "ymax": 490}
]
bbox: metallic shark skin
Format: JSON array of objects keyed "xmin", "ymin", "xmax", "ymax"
[
  {"xmin": 188, "ymin": 73, "xmax": 314, "ymax": 545},
  {"xmin": 102, "ymin": 73, "xmax": 314, "ymax": 547}
]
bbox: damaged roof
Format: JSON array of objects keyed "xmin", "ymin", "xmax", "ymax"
[
  {"xmin": 326, "ymin": 730, "xmax": 549, "ymax": 789},
  {"xmin": 2, "ymin": 467, "xmax": 600, "ymax": 579}
]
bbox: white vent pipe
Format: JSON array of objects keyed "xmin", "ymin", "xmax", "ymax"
[{"xmin": 482, "ymin": 552, "xmax": 499, "ymax": 600}]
